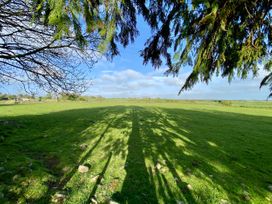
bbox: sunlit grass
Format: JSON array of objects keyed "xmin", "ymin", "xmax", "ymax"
[{"xmin": 0, "ymin": 100, "xmax": 272, "ymax": 203}]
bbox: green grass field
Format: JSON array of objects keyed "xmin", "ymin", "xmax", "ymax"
[{"xmin": 0, "ymin": 100, "xmax": 272, "ymax": 203}]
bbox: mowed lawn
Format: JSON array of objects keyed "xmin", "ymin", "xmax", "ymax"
[{"xmin": 0, "ymin": 100, "xmax": 272, "ymax": 204}]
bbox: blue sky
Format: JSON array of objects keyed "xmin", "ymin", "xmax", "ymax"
[
  {"xmin": 1, "ymin": 17, "xmax": 270, "ymax": 100},
  {"xmin": 87, "ymin": 17, "xmax": 270, "ymax": 100}
]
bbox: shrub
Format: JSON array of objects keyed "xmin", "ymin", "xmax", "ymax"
[{"xmin": 220, "ymin": 100, "xmax": 232, "ymax": 106}]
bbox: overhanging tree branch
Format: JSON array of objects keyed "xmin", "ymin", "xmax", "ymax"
[{"xmin": 0, "ymin": 0, "xmax": 100, "ymax": 93}]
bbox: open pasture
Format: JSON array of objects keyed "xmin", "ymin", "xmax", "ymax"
[{"xmin": 0, "ymin": 100, "xmax": 272, "ymax": 203}]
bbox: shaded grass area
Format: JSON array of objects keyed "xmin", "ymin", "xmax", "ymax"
[{"xmin": 0, "ymin": 102, "xmax": 272, "ymax": 203}]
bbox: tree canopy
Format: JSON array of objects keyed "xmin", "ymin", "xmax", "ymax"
[
  {"xmin": 0, "ymin": 0, "xmax": 100, "ymax": 93},
  {"xmin": 138, "ymin": 0, "xmax": 272, "ymax": 97},
  {"xmin": 1, "ymin": 0, "xmax": 272, "ymax": 96}
]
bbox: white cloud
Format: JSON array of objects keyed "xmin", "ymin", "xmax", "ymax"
[
  {"xmin": 87, "ymin": 68, "xmax": 183, "ymax": 97},
  {"xmin": 86, "ymin": 67, "xmax": 270, "ymax": 100}
]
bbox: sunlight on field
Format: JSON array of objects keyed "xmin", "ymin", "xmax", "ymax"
[{"xmin": 0, "ymin": 100, "xmax": 272, "ymax": 203}]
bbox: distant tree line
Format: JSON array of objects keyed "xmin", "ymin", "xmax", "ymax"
[
  {"xmin": 0, "ymin": 93, "xmax": 35, "ymax": 100},
  {"xmin": 0, "ymin": 93, "xmax": 17, "ymax": 100},
  {"xmin": 0, "ymin": 92, "xmax": 106, "ymax": 102}
]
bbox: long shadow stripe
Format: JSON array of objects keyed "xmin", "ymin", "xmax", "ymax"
[
  {"xmin": 58, "ymin": 117, "xmax": 116, "ymax": 189},
  {"xmin": 85, "ymin": 152, "xmax": 113, "ymax": 204}
]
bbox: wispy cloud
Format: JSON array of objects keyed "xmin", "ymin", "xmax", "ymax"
[{"xmin": 87, "ymin": 67, "xmax": 270, "ymax": 100}]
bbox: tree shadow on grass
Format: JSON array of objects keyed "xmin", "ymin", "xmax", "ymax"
[
  {"xmin": 110, "ymin": 106, "xmax": 271, "ymax": 203},
  {"xmin": 0, "ymin": 105, "xmax": 272, "ymax": 203},
  {"xmin": 0, "ymin": 106, "xmax": 124, "ymax": 203},
  {"xmin": 134, "ymin": 107, "xmax": 272, "ymax": 203},
  {"xmin": 58, "ymin": 117, "xmax": 115, "ymax": 189},
  {"xmin": 86, "ymin": 152, "xmax": 113, "ymax": 204},
  {"xmin": 112, "ymin": 108, "xmax": 158, "ymax": 203},
  {"xmin": 36, "ymin": 116, "xmax": 117, "ymax": 204}
]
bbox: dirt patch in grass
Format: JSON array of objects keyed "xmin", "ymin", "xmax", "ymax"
[{"xmin": 44, "ymin": 155, "xmax": 60, "ymax": 171}]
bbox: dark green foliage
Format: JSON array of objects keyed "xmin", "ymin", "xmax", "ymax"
[
  {"xmin": 60, "ymin": 93, "xmax": 80, "ymax": 101},
  {"xmin": 58, "ymin": 93, "xmax": 89, "ymax": 101},
  {"xmin": 33, "ymin": 0, "xmax": 138, "ymax": 55},
  {"xmin": 33, "ymin": 0, "xmax": 272, "ymax": 96},
  {"xmin": 260, "ymin": 72, "xmax": 272, "ymax": 98},
  {"xmin": 136, "ymin": 0, "xmax": 272, "ymax": 96},
  {"xmin": 219, "ymin": 100, "xmax": 232, "ymax": 106}
]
